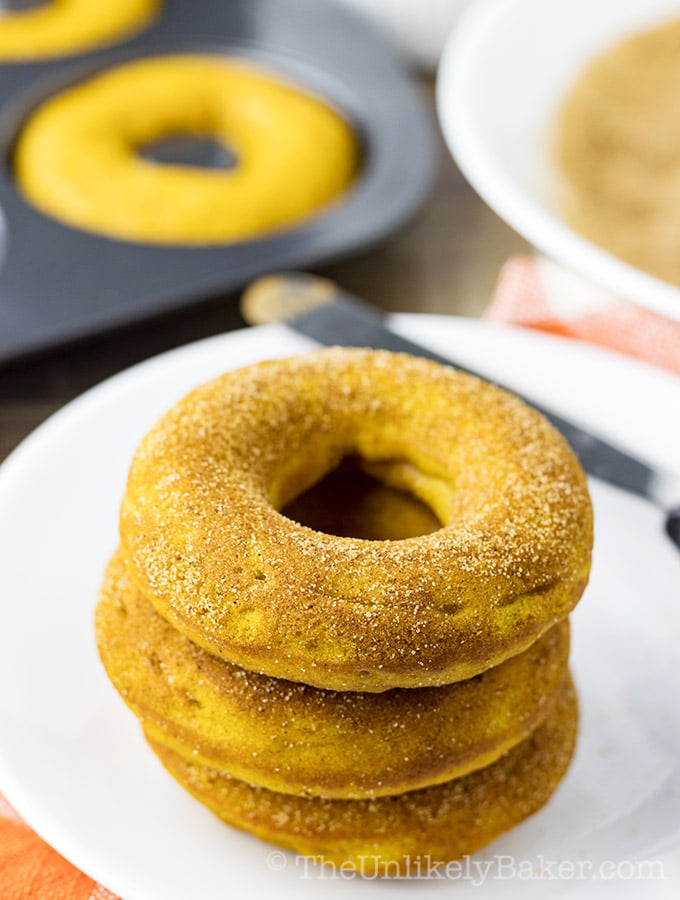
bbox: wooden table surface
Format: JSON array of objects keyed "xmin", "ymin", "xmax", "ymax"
[{"xmin": 0, "ymin": 83, "xmax": 529, "ymax": 464}]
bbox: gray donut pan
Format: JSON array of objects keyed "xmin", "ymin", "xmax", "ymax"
[{"xmin": 0, "ymin": 0, "xmax": 434, "ymax": 363}]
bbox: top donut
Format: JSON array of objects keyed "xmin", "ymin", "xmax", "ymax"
[{"xmin": 120, "ymin": 348, "xmax": 593, "ymax": 692}]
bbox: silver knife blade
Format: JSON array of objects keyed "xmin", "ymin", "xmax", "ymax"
[{"xmin": 240, "ymin": 274, "xmax": 680, "ymax": 546}]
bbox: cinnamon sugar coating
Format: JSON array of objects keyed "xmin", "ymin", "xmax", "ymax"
[
  {"xmin": 120, "ymin": 348, "xmax": 592, "ymax": 691},
  {"xmin": 146, "ymin": 674, "xmax": 578, "ymax": 874},
  {"xmin": 96, "ymin": 548, "xmax": 570, "ymax": 799}
]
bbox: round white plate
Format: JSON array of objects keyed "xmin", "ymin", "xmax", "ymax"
[
  {"xmin": 0, "ymin": 316, "xmax": 679, "ymax": 899},
  {"xmin": 438, "ymin": 0, "xmax": 680, "ymax": 322}
]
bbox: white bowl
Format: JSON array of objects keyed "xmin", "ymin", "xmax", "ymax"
[{"xmin": 437, "ymin": 0, "xmax": 680, "ymax": 321}]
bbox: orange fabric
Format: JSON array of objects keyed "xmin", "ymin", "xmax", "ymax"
[
  {"xmin": 0, "ymin": 808, "xmax": 119, "ymax": 899},
  {"xmin": 487, "ymin": 256, "xmax": 680, "ymax": 376}
]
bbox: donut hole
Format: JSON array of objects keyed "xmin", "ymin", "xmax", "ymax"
[
  {"xmin": 280, "ymin": 455, "xmax": 442, "ymax": 541},
  {"xmin": 138, "ymin": 134, "xmax": 238, "ymax": 171}
]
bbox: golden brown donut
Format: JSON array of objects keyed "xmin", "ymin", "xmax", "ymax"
[
  {"xmin": 96, "ymin": 548, "xmax": 570, "ymax": 799},
  {"xmin": 120, "ymin": 348, "xmax": 593, "ymax": 692},
  {"xmin": 146, "ymin": 674, "xmax": 578, "ymax": 874}
]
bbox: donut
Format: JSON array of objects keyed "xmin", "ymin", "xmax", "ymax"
[
  {"xmin": 120, "ymin": 348, "xmax": 593, "ymax": 692},
  {"xmin": 0, "ymin": 0, "xmax": 158, "ymax": 61},
  {"xmin": 14, "ymin": 55, "xmax": 359, "ymax": 244},
  {"xmin": 145, "ymin": 674, "xmax": 578, "ymax": 874},
  {"xmin": 95, "ymin": 548, "xmax": 570, "ymax": 799}
]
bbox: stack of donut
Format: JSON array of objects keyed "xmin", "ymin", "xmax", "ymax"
[{"xmin": 96, "ymin": 347, "xmax": 593, "ymax": 875}]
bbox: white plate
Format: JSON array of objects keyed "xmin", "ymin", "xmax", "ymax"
[
  {"xmin": 0, "ymin": 316, "xmax": 679, "ymax": 899},
  {"xmin": 437, "ymin": 0, "xmax": 680, "ymax": 322}
]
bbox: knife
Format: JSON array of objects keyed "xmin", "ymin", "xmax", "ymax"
[{"xmin": 240, "ymin": 273, "xmax": 680, "ymax": 550}]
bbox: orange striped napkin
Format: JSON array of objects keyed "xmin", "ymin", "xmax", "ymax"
[
  {"xmin": 486, "ymin": 256, "xmax": 680, "ymax": 376},
  {"xmin": 0, "ymin": 794, "xmax": 118, "ymax": 900},
  {"xmin": 1, "ymin": 254, "xmax": 678, "ymax": 899}
]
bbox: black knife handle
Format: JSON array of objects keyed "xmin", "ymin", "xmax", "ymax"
[{"xmin": 666, "ymin": 507, "xmax": 680, "ymax": 550}]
